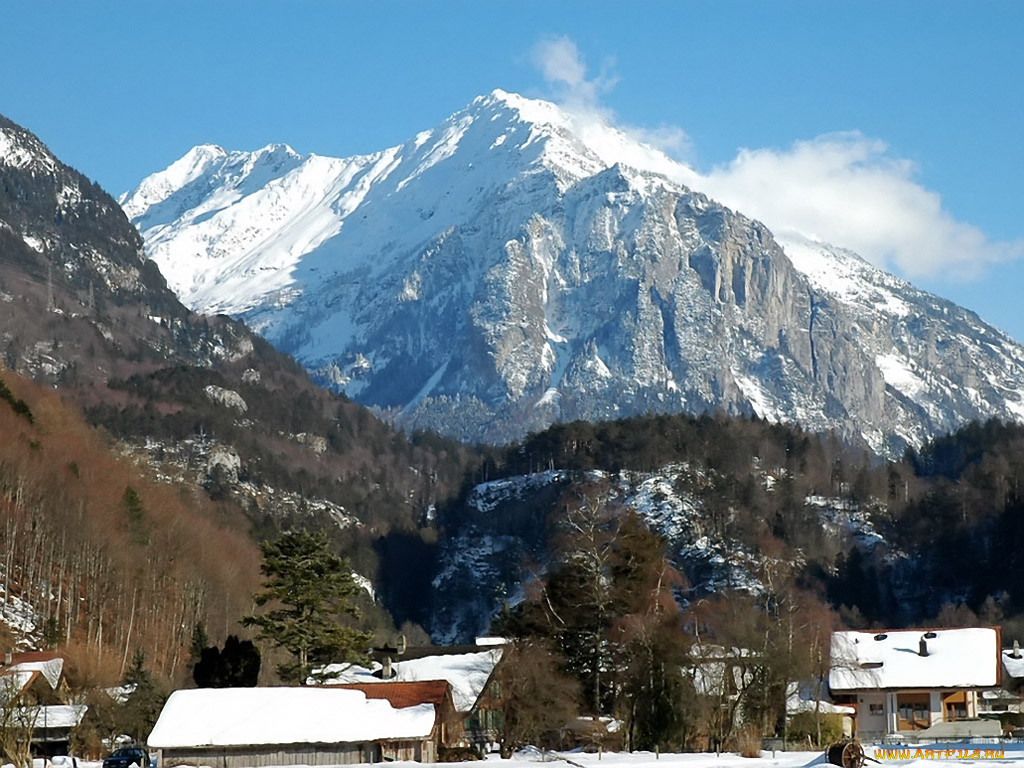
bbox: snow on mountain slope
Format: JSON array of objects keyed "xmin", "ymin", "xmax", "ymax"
[
  {"xmin": 778, "ymin": 231, "xmax": 1024, "ymax": 448},
  {"xmin": 430, "ymin": 464, "xmax": 884, "ymax": 644},
  {"xmin": 122, "ymin": 91, "xmax": 1024, "ymax": 453}
]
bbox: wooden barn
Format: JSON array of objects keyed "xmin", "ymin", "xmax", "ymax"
[
  {"xmin": 335, "ymin": 679, "xmax": 462, "ymax": 760},
  {"xmin": 147, "ymin": 687, "xmax": 436, "ymax": 767}
]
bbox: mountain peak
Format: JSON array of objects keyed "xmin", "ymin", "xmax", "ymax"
[
  {"xmin": 121, "ymin": 96, "xmax": 1024, "ymax": 453},
  {"xmin": 0, "ymin": 116, "xmax": 57, "ymax": 174},
  {"xmin": 478, "ymin": 88, "xmax": 574, "ymax": 130}
]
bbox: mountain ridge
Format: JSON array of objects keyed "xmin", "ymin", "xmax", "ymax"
[
  {"xmin": 122, "ymin": 91, "xmax": 1024, "ymax": 454},
  {"xmin": 0, "ymin": 110, "xmax": 476, "ymax": 594}
]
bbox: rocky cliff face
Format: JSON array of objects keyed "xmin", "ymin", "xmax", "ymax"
[{"xmin": 122, "ymin": 91, "xmax": 1024, "ymax": 454}]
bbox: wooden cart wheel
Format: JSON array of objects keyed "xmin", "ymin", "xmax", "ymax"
[
  {"xmin": 827, "ymin": 741, "xmax": 865, "ymax": 768},
  {"xmin": 843, "ymin": 741, "xmax": 865, "ymax": 768}
]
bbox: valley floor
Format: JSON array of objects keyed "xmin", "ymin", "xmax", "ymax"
[
  {"xmin": 493, "ymin": 745, "xmax": 1024, "ymax": 768},
  {"xmin": 39, "ymin": 743, "xmax": 1024, "ymax": 768}
]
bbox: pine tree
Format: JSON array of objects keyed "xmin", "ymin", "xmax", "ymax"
[
  {"xmin": 189, "ymin": 621, "xmax": 209, "ymax": 667},
  {"xmin": 118, "ymin": 649, "xmax": 166, "ymax": 743},
  {"xmin": 242, "ymin": 530, "xmax": 371, "ymax": 684}
]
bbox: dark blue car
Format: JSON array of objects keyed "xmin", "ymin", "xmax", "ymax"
[{"xmin": 103, "ymin": 747, "xmax": 150, "ymax": 768}]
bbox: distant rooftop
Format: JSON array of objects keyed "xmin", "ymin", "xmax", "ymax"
[
  {"xmin": 316, "ymin": 645, "xmax": 504, "ymax": 712},
  {"xmin": 1001, "ymin": 646, "xmax": 1024, "ymax": 679}
]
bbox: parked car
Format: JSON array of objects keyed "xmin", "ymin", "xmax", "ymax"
[{"xmin": 103, "ymin": 746, "xmax": 150, "ymax": 768}]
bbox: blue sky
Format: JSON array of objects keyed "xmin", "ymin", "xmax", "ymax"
[{"xmin": 3, "ymin": 2, "xmax": 1023, "ymax": 339}]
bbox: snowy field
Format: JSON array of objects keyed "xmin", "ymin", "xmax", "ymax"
[{"xmin": 23, "ymin": 744, "xmax": 1024, "ymax": 768}]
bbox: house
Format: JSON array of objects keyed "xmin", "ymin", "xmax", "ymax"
[
  {"xmin": 315, "ymin": 637, "xmax": 507, "ymax": 750},
  {"xmin": 687, "ymin": 645, "xmax": 757, "ymax": 702},
  {"xmin": 984, "ymin": 641, "xmax": 1024, "ymax": 716},
  {"xmin": 147, "ymin": 687, "xmax": 436, "ymax": 767},
  {"xmin": 334, "ymin": 680, "xmax": 462, "ymax": 758},
  {"xmin": 999, "ymin": 640, "xmax": 1024, "ymax": 695},
  {"xmin": 0, "ymin": 651, "xmax": 87, "ymax": 757},
  {"xmin": 828, "ymin": 627, "xmax": 1001, "ymax": 740}
]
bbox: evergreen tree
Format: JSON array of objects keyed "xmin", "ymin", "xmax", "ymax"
[
  {"xmin": 118, "ymin": 649, "xmax": 166, "ymax": 743},
  {"xmin": 242, "ymin": 529, "xmax": 371, "ymax": 684},
  {"xmin": 187, "ymin": 620, "xmax": 209, "ymax": 679}
]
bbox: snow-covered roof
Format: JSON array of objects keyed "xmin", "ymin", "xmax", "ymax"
[
  {"xmin": 829, "ymin": 628, "xmax": 999, "ymax": 691},
  {"xmin": 316, "ymin": 647, "xmax": 503, "ymax": 712},
  {"xmin": 0, "ymin": 670, "xmax": 36, "ymax": 702},
  {"xmin": 147, "ymin": 688, "xmax": 435, "ymax": 749},
  {"xmin": 1002, "ymin": 648, "xmax": 1024, "ymax": 679},
  {"xmin": 0, "ymin": 654, "xmax": 65, "ymax": 703},
  {"xmin": 2, "ymin": 654, "xmax": 64, "ymax": 690},
  {"xmin": 104, "ymin": 683, "xmax": 137, "ymax": 704},
  {"xmin": 785, "ymin": 682, "xmax": 855, "ymax": 716},
  {"xmin": 24, "ymin": 704, "xmax": 88, "ymax": 730},
  {"xmin": 475, "ymin": 636, "xmax": 507, "ymax": 647}
]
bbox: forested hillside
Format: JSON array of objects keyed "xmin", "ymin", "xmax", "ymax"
[
  {"xmin": 0, "ymin": 113, "xmax": 481, "ymax": 660},
  {"xmin": 0, "ymin": 368, "xmax": 260, "ymax": 679},
  {"xmin": 426, "ymin": 413, "xmax": 1024, "ymax": 645}
]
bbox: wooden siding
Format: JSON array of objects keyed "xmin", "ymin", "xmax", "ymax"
[{"xmin": 159, "ymin": 742, "xmax": 378, "ymax": 768}]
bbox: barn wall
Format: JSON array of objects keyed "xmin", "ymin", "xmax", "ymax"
[
  {"xmin": 380, "ymin": 738, "xmax": 434, "ymax": 763},
  {"xmin": 159, "ymin": 742, "xmax": 376, "ymax": 768}
]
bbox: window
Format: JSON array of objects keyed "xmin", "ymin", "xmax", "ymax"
[
  {"xmin": 946, "ymin": 702, "xmax": 968, "ymax": 720},
  {"xmin": 943, "ymin": 691, "xmax": 969, "ymax": 721},
  {"xmin": 869, "ymin": 703, "xmax": 884, "ymax": 716},
  {"xmin": 897, "ymin": 694, "xmax": 930, "ymax": 730}
]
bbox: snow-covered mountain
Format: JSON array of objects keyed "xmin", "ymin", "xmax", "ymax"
[{"xmin": 122, "ymin": 90, "xmax": 1024, "ymax": 453}]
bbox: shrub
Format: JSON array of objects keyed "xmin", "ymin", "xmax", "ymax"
[
  {"xmin": 787, "ymin": 711, "xmax": 844, "ymax": 747},
  {"xmin": 732, "ymin": 725, "xmax": 763, "ymax": 758}
]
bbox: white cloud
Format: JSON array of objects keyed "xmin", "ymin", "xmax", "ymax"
[
  {"xmin": 530, "ymin": 35, "xmax": 615, "ymax": 113},
  {"xmin": 530, "ymin": 35, "xmax": 692, "ymax": 161},
  {"xmin": 621, "ymin": 123, "xmax": 692, "ymax": 159},
  {"xmin": 529, "ymin": 35, "xmax": 1022, "ymax": 279},
  {"xmin": 695, "ymin": 133, "xmax": 1023, "ymax": 278}
]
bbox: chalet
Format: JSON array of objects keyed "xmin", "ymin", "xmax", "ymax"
[
  {"xmin": 147, "ymin": 687, "xmax": 436, "ymax": 767},
  {"xmin": 828, "ymin": 627, "xmax": 1001, "ymax": 740},
  {"xmin": 316, "ymin": 637, "xmax": 507, "ymax": 750},
  {"xmin": 0, "ymin": 651, "xmax": 86, "ymax": 757}
]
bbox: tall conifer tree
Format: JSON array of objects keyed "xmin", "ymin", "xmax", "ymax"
[{"xmin": 243, "ymin": 530, "xmax": 370, "ymax": 684}]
